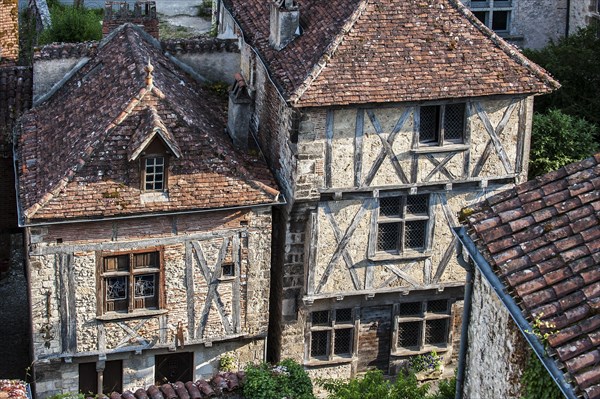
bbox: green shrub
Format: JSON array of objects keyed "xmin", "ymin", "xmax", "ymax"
[
  {"xmin": 243, "ymin": 359, "xmax": 314, "ymax": 399},
  {"xmin": 520, "ymin": 352, "xmax": 563, "ymax": 399},
  {"xmin": 39, "ymin": 4, "xmax": 102, "ymax": 44},
  {"xmin": 529, "ymin": 109, "xmax": 598, "ymax": 178},
  {"xmin": 318, "ymin": 370, "xmax": 438, "ymax": 399},
  {"xmin": 429, "ymin": 375, "xmax": 456, "ymax": 399}
]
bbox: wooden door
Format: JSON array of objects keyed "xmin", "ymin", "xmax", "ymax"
[{"xmin": 358, "ymin": 305, "xmax": 392, "ymax": 373}]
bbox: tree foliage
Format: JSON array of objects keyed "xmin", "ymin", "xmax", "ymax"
[
  {"xmin": 524, "ymin": 26, "xmax": 600, "ymax": 127},
  {"xmin": 317, "ymin": 370, "xmax": 456, "ymax": 399},
  {"xmin": 39, "ymin": 2, "xmax": 102, "ymax": 44},
  {"xmin": 529, "ymin": 109, "xmax": 598, "ymax": 178}
]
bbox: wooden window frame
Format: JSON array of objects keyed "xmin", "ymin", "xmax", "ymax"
[
  {"xmin": 418, "ymin": 103, "xmax": 466, "ymax": 147},
  {"xmin": 372, "ymin": 194, "xmax": 432, "ymax": 257},
  {"xmin": 98, "ymin": 248, "xmax": 165, "ymax": 316},
  {"xmin": 142, "ymin": 155, "xmax": 167, "ymax": 192},
  {"xmin": 470, "ymin": 0, "xmax": 512, "ymax": 33},
  {"xmin": 392, "ymin": 299, "xmax": 452, "ymax": 356},
  {"xmin": 306, "ymin": 308, "xmax": 357, "ymax": 362}
]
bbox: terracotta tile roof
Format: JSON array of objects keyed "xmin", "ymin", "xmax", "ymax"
[
  {"xmin": 33, "ymin": 42, "xmax": 98, "ymax": 61},
  {"xmin": 223, "ymin": 0, "xmax": 559, "ymax": 107},
  {"xmin": 106, "ymin": 372, "xmax": 245, "ymax": 399},
  {"xmin": 0, "ymin": 66, "xmax": 33, "ymax": 154},
  {"xmin": 461, "ymin": 155, "xmax": 600, "ymax": 399},
  {"xmin": 15, "ymin": 24, "xmax": 279, "ymax": 224}
]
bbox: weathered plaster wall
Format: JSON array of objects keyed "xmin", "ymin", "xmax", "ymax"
[
  {"xmin": 28, "ymin": 208, "xmax": 272, "ymax": 398},
  {"xmin": 0, "ymin": 0, "xmax": 19, "ymax": 64},
  {"xmin": 462, "ymin": 268, "xmax": 528, "ymax": 399}
]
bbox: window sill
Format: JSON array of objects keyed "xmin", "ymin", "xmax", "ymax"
[
  {"xmin": 97, "ymin": 309, "xmax": 168, "ymax": 321},
  {"xmin": 411, "ymin": 144, "xmax": 469, "ymax": 154},
  {"xmin": 369, "ymin": 251, "xmax": 431, "ymax": 262},
  {"xmin": 304, "ymin": 356, "xmax": 354, "ymax": 367},
  {"xmin": 140, "ymin": 192, "xmax": 169, "ymax": 203},
  {"xmin": 391, "ymin": 346, "xmax": 449, "ymax": 357},
  {"xmin": 218, "ymin": 276, "xmax": 236, "ymax": 282}
]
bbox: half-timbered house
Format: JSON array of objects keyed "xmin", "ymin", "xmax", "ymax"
[
  {"xmin": 15, "ymin": 24, "xmax": 280, "ymax": 398},
  {"xmin": 216, "ymin": 0, "xmax": 559, "ymax": 379}
]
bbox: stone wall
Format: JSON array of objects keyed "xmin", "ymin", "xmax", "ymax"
[
  {"xmin": 162, "ymin": 38, "xmax": 240, "ymax": 84},
  {"xmin": 27, "ymin": 208, "xmax": 272, "ymax": 398},
  {"xmin": 462, "ymin": 268, "xmax": 528, "ymax": 399},
  {"xmin": 0, "ymin": 0, "xmax": 19, "ymax": 65}
]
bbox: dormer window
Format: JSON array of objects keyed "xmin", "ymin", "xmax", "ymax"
[{"xmin": 144, "ymin": 156, "xmax": 165, "ymax": 191}]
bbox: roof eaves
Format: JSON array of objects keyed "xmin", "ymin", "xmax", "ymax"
[
  {"xmin": 290, "ymin": 0, "xmax": 368, "ymax": 106},
  {"xmin": 448, "ymin": 0, "xmax": 560, "ymax": 93}
]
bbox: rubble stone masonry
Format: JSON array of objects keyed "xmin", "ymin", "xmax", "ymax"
[{"xmin": 28, "ymin": 208, "xmax": 272, "ymax": 398}]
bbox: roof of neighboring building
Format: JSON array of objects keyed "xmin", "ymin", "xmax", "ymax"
[
  {"xmin": 16, "ymin": 24, "xmax": 280, "ymax": 224},
  {"xmin": 222, "ymin": 0, "xmax": 559, "ymax": 107},
  {"xmin": 107, "ymin": 372, "xmax": 245, "ymax": 399},
  {"xmin": 0, "ymin": 66, "xmax": 32, "ymax": 153},
  {"xmin": 460, "ymin": 155, "xmax": 600, "ymax": 399}
]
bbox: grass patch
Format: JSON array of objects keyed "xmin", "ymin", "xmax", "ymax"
[{"xmin": 158, "ymin": 19, "xmax": 199, "ymax": 40}]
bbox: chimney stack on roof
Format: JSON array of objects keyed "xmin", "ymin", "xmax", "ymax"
[{"xmin": 269, "ymin": 0, "xmax": 300, "ymax": 51}]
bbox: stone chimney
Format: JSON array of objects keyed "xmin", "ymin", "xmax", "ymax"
[
  {"xmin": 103, "ymin": 0, "xmax": 159, "ymax": 39},
  {"xmin": 269, "ymin": 0, "xmax": 300, "ymax": 51},
  {"xmin": 227, "ymin": 74, "xmax": 253, "ymax": 150},
  {"xmin": 0, "ymin": 0, "xmax": 19, "ymax": 65}
]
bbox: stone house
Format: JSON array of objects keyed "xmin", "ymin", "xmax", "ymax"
[
  {"xmin": 463, "ymin": 0, "xmax": 600, "ymax": 49},
  {"xmin": 15, "ymin": 24, "xmax": 281, "ymax": 398},
  {"xmin": 216, "ymin": 0, "xmax": 559, "ymax": 380},
  {"xmin": 456, "ymin": 155, "xmax": 600, "ymax": 399}
]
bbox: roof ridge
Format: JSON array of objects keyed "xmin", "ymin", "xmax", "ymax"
[
  {"xmin": 447, "ymin": 0, "xmax": 560, "ymax": 91},
  {"xmin": 290, "ymin": 0, "xmax": 369, "ymax": 105}
]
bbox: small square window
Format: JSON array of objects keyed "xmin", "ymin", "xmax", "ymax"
[
  {"xmin": 144, "ymin": 156, "xmax": 165, "ymax": 191},
  {"xmin": 221, "ymin": 263, "xmax": 234, "ymax": 277},
  {"xmin": 312, "ymin": 310, "xmax": 329, "ymax": 326},
  {"xmin": 335, "ymin": 308, "xmax": 353, "ymax": 324},
  {"xmin": 376, "ymin": 195, "xmax": 430, "ymax": 254},
  {"xmin": 419, "ymin": 104, "xmax": 465, "ymax": 146},
  {"xmin": 491, "ymin": 11, "xmax": 509, "ymax": 31},
  {"xmin": 398, "ymin": 321, "xmax": 421, "ymax": 348},
  {"xmin": 425, "ymin": 318, "xmax": 449, "ymax": 345},
  {"xmin": 308, "ymin": 309, "xmax": 356, "ymax": 361},
  {"xmin": 310, "ymin": 330, "xmax": 328, "ymax": 357},
  {"xmin": 334, "ymin": 328, "xmax": 352, "ymax": 355},
  {"xmin": 396, "ymin": 299, "xmax": 452, "ymax": 352}
]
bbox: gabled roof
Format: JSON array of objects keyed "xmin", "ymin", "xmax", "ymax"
[
  {"xmin": 127, "ymin": 104, "xmax": 182, "ymax": 161},
  {"xmin": 16, "ymin": 24, "xmax": 280, "ymax": 224},
  {"xmin": 223, "ymin": 0, "xmax": 559, "ymax": 107},
  {"xmin": 460, "ymin": 155, "xmax": 600, "ymax": 399}
]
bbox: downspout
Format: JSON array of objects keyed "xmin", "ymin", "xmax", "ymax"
[
  {"xmin": 453, "ymin": 242, "xmax": 474, "ymax": 399},
  {"xmin": 566, "ymin": 0, "xmax": 571, "ymax": 37},
  {"xmin": 454, "ymin": 227, "xmax": 578, "ymax": 399}
]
